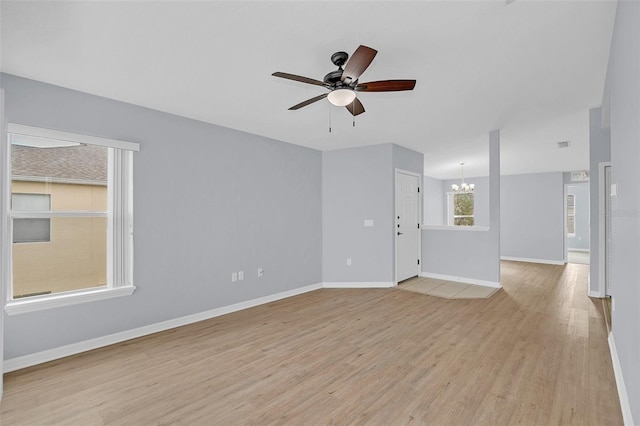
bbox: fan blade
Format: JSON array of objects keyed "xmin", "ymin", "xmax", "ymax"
[
  {"xmin": 272, "ymin": 72, "xmax": 327, "ymax": 87},
  {"xmin": 345, "ymin": 97, "xmax": 365, "ymax": 116},
  {"xmin": 288, "ymin": 93, "xmax": 328, "ymax": 110},
  {"xmin": 356, "ymin": 80, "xmax": 416, "ymax": 92},
  {"xmin": 341, "ymin": 45, "xmax": 377, "ymax": 83}
]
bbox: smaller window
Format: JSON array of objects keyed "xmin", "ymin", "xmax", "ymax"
[
  {"xmin": 567, "ymin": 194, "xmax": 575, "ymax": 236},
  {"xmin": 12, "ymin": 193, "xmax": 51, "ymax": 243},
  {"xmin": 448, "ymin": 193, "xmax": 474, "ymax": 226}
]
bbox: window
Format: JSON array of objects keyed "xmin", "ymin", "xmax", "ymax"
[
  {"xmin": 3, "ymin": 124, "xmax": 139, "ymax": 313},
  {"xmin": 12, "ymin": 194, "xmax": 52, "ymax": 243},
  {"xmin": 567, "ymin": 194, "xmax": 575, "ymax": 236},
  {"xmin": 448, "ymin": 193, "xmax": 474, "ymax": 226}
]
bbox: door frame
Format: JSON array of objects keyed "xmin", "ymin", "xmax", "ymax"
[
  {"xmin": 0, "ymin": 89, "xmax": 5, "ymax": 399},
  {"xmin": 597, "ymin": 161, "xmax": 612, "ymax": 298},
  {"xmin": 563, "ymin": 183, "xmax": 569, "ymax": 264},
  {"xmin": 394, "ymin": 168, "xmax": 422, "ymax": 285}
]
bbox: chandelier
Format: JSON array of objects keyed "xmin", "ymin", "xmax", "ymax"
[{"xmin": 451, "ymin": 162, "xmax": 474, "ymax": 193}]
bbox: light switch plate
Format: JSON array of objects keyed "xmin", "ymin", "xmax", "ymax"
[{"xmin": 364, "ymin": 219, "xmax": 374, "ymax": 227}]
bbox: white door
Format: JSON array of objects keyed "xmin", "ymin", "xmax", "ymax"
[{"xmin": 396, "ymin": 171, "xmax": 420, "ymax": 282}]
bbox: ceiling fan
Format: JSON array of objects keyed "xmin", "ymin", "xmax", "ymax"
[{"xmin": 272, "ymin": 45, "xmax": 416, "ymax": 117}]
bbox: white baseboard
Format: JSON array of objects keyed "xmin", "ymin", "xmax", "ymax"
[
  {"xmin": 500, "ymin": 256, "xmax": 565, "ymax": 265},
  {"xmin": 419, "ymin": 272, "xmax": 500, "ymax": 288},
  {"xmin": 322, "ymin": 282, "xmax": 395, "ymax": 288},
  {"xmin": 608, "ymin": 333, "xmax": 635, "ymax": 426},
  {"xmin": 3, "ymin": 283, "xmax": 323, "ymax": 373}
]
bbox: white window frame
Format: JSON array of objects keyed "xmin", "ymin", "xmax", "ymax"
[
  {"xmin": 446, "ymin": 192, "xmax": 475, "ymax": 226},
  {"xmin": 3, "ymin": 124, "xmax": 140, "ymax": 315}
]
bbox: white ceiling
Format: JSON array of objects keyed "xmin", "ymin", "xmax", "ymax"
[{"xmin": 0, "ymin": 1, "xmax": 616, "ymax": 178}]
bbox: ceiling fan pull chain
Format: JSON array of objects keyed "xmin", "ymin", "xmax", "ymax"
[
  {"xmin": 329, "ymin": 104, "xmax": 332, "ymax": 133},
  {"xmin": 352, "ymin": 99, "xmax": 356, "ymax": 127}
]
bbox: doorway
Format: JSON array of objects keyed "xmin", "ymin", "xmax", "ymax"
[
  {"xmin": 565, "ymin": 182, "xmax": 590, "ymax": 265},
  {"xmin": 395, "ymin": 170, "xmax": 421, "ymax": 283}
]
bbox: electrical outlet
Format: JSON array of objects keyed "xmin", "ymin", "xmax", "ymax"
[
  {"xmin": 238, "ymin": 271, "xmax": 244, "ymax": 281},
  {"xmin": 231, "ymin": 272, "xmax": 238, "ymax": 282},
  {"xmin": 257, "ymin": 268, "xmax": 264, "ymax": 277},
  {"xmin": 347, "ymin": 258, "xmax": 352, "ymax": 266}
]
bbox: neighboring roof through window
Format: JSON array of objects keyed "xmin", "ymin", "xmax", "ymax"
[{"xmin": 11, "ymin": 143, "xmax": 108, "ymax": 184}]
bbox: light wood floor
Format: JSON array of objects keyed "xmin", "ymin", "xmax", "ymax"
[{"xmin": 0, "ymin": 261, "xmax": 622, "ymax": 425}]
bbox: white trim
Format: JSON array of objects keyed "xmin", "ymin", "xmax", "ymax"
[
  {"xmin": 8, "ymin": 123, "xmax": 140, "ymax": 151},
  {"xmin": 5, "ymin": 285, "xmax": 136, "ymax": 315},
  {"xmin": 608, "ymin": 333, "xmax": 635, "ymax": 426},
  {"xmin": 568, "ymin": 248, "xmax": 590, "ymax": 253},
  {"xmin": 394, "ymin": 169, "xmax": 422, "ymax": 177},
  {"xmin": 419, "ymin": 272, "xmax": 500, "ymax": 288},
  {"xmin": 564, "ymin": 183, "xmax": 569, "ymax": 263},
  {"xmin": 500, "ymin": 256, "xmax": 565, "ymax": 265},
  {"xmin": 0, "ymin": 88, "xmax": 5, "ymax": 398},
  {"xmin": 11, "ymin": 211, "xmax": 108, "ymax": 219},
  {"xmin": 322, "ymin": 282, "xmax": 395, "ymax": 288},
  {"xmin": 587, "ymin": 290, "xmax": 603, "ymax": 298},
  {"xmin": 599, "ymin": 162, "xmax": 611, "ymax": 298},
  {"xmin": 3, "ymin": 283, "xmax": 322, "ymax": 372},
  {"xmin": 422, "ymin": 225, "xmax": 491, "ymax": 232}
]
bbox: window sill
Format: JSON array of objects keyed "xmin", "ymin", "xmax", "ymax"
[
  {"xmin": 422, "ymin": 225, "xmax": 491, "ymax": 232},
  {"xmin": 5, "ymin": 285, "xmax": 136, "ymax": 315}
]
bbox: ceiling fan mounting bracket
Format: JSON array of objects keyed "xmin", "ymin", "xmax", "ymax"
[{"xmin": 331, "ymin": 51, "xmax": 349, "ymax": 67}]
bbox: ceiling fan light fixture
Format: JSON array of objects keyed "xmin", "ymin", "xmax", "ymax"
[{"xmin": 327, "ymin": 89, "xmax": 356, "ymax": 107}]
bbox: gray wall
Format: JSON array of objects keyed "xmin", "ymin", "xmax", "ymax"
[
  {"xmin": 423, "ymin": 175, "xmax": 443, "ymax": 225},
  {"xmin": 321, "ymin": 143, "xmax": 423, "ymax": 284},
  {"xmin": 1, "ymin": 73, "xmax": 323, "ymax": 359},
  {"xmin": 589, "ymin": 107, "xmax": 611, "ymax": 293},
  {"xmin": 392, "ymin": 144, "xmax": 424, "ymax": 178},
  {"xmin": 422, "ymin": 131, "xmax": 500, "ymax": 284},
  {"xmin": 605, "ymin": 0, "xmax": 640, "ymax": 422},
  {"xmin": 322, "ymin": 144, "xmax": 394, "ymax": 283},
  {"xmin": 442, "ymin": 176, "xmax": 490, "ymax": 227},
  {"xmin": 500, "ymin": 172, "xmax": 564, "ymax": 262},
  {"xmin": 567, "ymin": 183, "xmax": 589, "ymax": 251}
]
